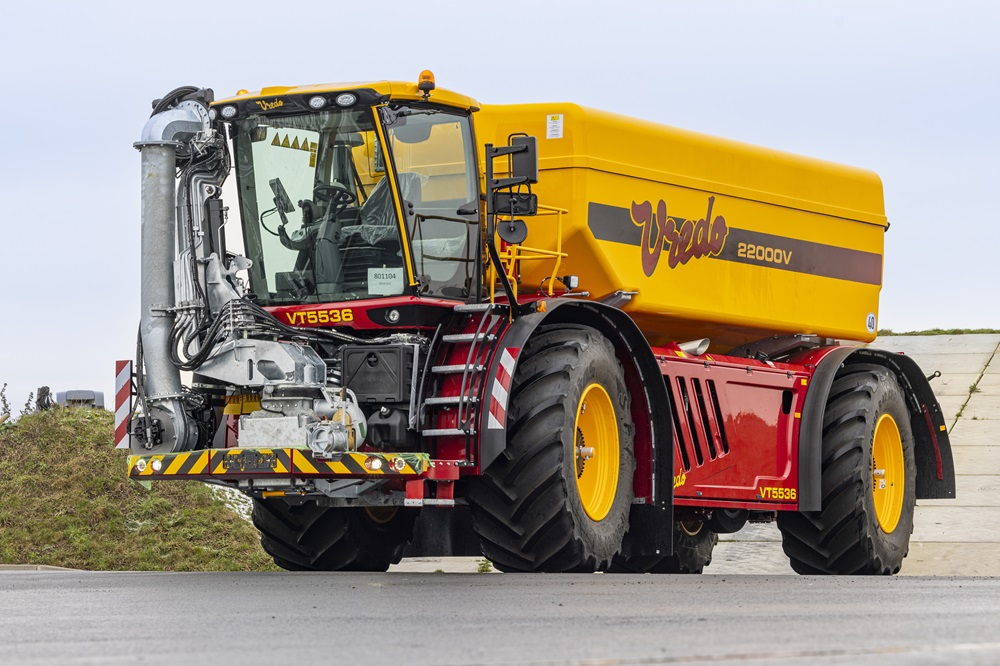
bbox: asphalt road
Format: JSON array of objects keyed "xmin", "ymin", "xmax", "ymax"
[{"xmin": 3, "ymin": 572, "xmax": 998, "ymax": 665}]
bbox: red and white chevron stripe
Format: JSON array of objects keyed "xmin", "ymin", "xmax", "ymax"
[
  {"xmin": 488, "ymin": 347, "xmax": 519, "ymax": 430},
  {"xmin": 114, "ymin": 360, "xmax": 132, "ymax": 449}
]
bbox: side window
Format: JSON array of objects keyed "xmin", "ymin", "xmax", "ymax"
[{"xmin": 388, "ymin": 115, "xmax": 476, "ymax": 210}]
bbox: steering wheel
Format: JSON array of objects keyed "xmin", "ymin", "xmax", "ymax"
[{"xmin": 313, "ymin": 183, "xmax": 357, "ymax": 207}]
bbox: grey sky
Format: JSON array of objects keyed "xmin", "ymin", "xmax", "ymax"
[{"xmin": 1, "ymin": 0, "xmax": 997, "ymax": 408}]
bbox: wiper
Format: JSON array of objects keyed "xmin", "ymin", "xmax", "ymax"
[{"xmin": 380, "ymin": 106, "xmax": 441, "ymax": 125}]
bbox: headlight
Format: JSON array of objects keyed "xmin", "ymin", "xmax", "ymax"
[{"xmin": 335, "ymin": 93, "xmax": 357, "ymax": 107}]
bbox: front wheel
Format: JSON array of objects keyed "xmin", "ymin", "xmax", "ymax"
[
  {"xmin": 252, "ymin": 500, "xmax": 416, "ymax": 571},
  {"xmin": 777, "ymin": 364, "xmax": 916, "ymax": 575},
  {"xmin": 468, "ymin": 325, "xmax": 635, "ymax": 572}
]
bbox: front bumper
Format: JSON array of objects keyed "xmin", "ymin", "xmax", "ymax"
[{"xmin": 127, "ymin": 448, "xmax": 430, "ymax": 481}]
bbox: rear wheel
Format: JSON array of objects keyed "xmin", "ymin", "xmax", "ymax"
[
  {"xmin": 650, "ymin": 521, "xmax": 718, "ymax": 573},
  {"xmin": 251, "ymin": 500, "xmax": 416, "ymax": 571},
  {"xmin": 468, "ymin": 325, "xmax": 635, "ymax": 572},
  {"xmin": 777, "ymin": 364, "xmax": 916, "ymax": 575},
  {"xmin": 608, "ymin": 520, "xmax": 717, "ymax": 573}
]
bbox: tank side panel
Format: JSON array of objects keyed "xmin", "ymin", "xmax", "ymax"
[
  {"xmin": 475, "ymin": 104, "xmax": 886, "ymax": 347},
  {"xmin": 658, "ymin": 353, "xmax": 809, "ymax": 508}
]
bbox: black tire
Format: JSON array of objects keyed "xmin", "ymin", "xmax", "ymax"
[
  {"xmin": 777, "ymin": 364, "xmax": 916, "ymax": 575},
  {"xmin": 606, "ymin": 520, "xmax": 718, "ymax": 574},
  {"xmin": 468, "ymin": 325, "xmax": 635, "ymax": 572},
  {"xmin": 251, "ymin": 500, "xmax": 417, "ymax": 571},
  {"xmin": 650, "ymin": 521, "xmax": 718, "ymax": 573}
]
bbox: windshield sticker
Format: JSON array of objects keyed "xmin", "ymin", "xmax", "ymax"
[{"xmin": 369, "ymin": 267, "xmax": 404, "ymax": 296}]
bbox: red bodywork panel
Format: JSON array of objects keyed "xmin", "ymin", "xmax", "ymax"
[
  {"xmin": 265, "ymin": 295, "xmax": 457, "ymax": 331},
  {"xmin": 654, "ymin": 344, "xmax": 816, "ymax": 512}
]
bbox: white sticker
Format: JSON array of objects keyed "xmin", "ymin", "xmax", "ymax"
[
  {"xmin": 368, "ymin": 267, "xmax": 404, "ymax": 296},
  {"xmin": 546, "ymin": 114, "xmax": 564, "ymax": 139},
  {"xmin": 866, "ymin": 312, "xmax": 877, "ymax": 334}
]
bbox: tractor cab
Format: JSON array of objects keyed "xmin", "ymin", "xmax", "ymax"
[{"xmin": 215, "ymin": 81, "xmax": 483, "ymax": 306}]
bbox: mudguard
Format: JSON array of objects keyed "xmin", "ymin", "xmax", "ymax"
[
  {"xmin": 477, "ymin": 299, "xmax": 674, "ymax": 556},
  {"xmin": 795, "ymin": 346, "xmax": 956, "ymax": 513}
]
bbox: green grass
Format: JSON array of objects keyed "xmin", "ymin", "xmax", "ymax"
[
  {"xmin": 877, "ymin": 328, "xmax": 1000, "ymax": 336},
  {"xmin": 0, "ymin": 408, "xmax": 277, "ymax": 571}
]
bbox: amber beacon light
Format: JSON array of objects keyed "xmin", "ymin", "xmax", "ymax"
[{"xmin": 418, "ymin": 70, "xmax": 435, "ymax": 98}]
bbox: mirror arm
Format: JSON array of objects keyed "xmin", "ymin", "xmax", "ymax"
[{"xmin": 485, "ymin": 143, "xmax": 537, "ymax": 318}]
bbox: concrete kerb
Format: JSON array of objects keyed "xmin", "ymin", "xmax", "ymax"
[{"xmin": 0, "ymin": 565, "xmax": 80, "ymax": 572}]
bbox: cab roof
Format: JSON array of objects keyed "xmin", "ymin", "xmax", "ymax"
[{"xmin": 212, "ymin": 80, "xmax": 480, "ymax": 112}]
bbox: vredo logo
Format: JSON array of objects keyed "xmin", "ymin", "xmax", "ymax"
[
  {"xmin": 630, "ymin": 196, "xmax": 729, "ymax": 277},
  {"xmin": 255, "ymin": 98, "xmax": 284, "ymax": 111}
]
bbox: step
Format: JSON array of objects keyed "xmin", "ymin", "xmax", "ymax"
[
  {"xmin": 453, "ymin": 303, "xmax": 494, "ymax": 313},
  {"xmin": 424, "ymin": 395, "xmax": 479, "ymax": 406},
  {"xmin": 442, "ymin": 333, "xmax": 497, "ymax": 344},
  {"xmin": 421, "ymin": 428, "xmax": 475, "ymax": 437},
  {"xmin": 431, "ymin": 364, "xmax": 485, "ymax": 374}
]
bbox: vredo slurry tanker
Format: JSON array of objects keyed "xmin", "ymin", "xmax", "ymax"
[{"xmin": 116, "ymin": 72, "xmax": 953, "ymax": 574}]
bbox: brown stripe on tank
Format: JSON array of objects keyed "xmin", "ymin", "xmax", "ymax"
[
  {"xmin": 715, "ymin": 228, "xmax": 882, "ymax": 286},
  {"xmin": 586, "ymin": 202, "xmax": 882, "ymax": 286}
]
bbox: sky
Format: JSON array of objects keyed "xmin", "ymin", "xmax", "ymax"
[{"xmin": 1, "ymin": 0, "xmax": 997, "ymax": 410}]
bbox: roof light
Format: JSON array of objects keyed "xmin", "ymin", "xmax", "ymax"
[
  {"xmin": 220, "ymin": 105, "xmax": 238, "ymax": 119},
  {"xmin": 335, "ymin": 93, "xmax": 357, "ymax": 107},
  {"xmin": 309, "ymin": 95, "xmax": 328, "ymax": 109},
  {"xmin": 418, "ymin": 70, "xmax": 436, "ymax": 97}
]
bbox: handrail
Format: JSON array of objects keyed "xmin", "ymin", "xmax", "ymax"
[{"xmin": 488, "ymin": 204, "xmax": 570, "ymax": 302}]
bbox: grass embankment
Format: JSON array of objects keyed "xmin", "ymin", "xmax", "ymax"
[{"xmin": 0, "ymin": 408, "xmax": 276, "ymax": 571}]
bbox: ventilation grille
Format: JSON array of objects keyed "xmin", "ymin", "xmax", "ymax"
[{"xmin": 666, "ymin": 376, "xmax": 730, "ymax": 472}]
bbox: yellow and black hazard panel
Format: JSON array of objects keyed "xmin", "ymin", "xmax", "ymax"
[
  {"xmin": 291, "ymin": 450, "xmax": 428, "ymax": 476},
  {"xmin": 128, "ymin": 450, "xmax": 212, "ymax": 479},
  {"xmin": 129, "ymin": 449, "xmax": 429, "ymax": 481}
]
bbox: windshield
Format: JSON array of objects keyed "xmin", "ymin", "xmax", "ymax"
[
  {"xmin": 232, "ymin": 105, "xmax": 480, "ymax": 306},
  {"xmin": 234, "ymin": 109, "xmax": 406, "ymax": 304}
]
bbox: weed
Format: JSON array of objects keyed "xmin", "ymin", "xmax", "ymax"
[
  {"xmin": 477, "ymin": 558, "xmax": 493, "ymax": 573},
  {"xmin": 20, "ymin": 391, "xmax": 34, "ymax": 417},
  {"xmin": 1, "ymin": 383, "xmax": 10, "ymax": 416},
  {"xmin": 970, "ymin": 385, "xmax": 982, "ymax": 393}
]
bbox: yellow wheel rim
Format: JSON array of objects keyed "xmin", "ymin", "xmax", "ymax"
[
  {"xmin": 872, "ymin": 413, "xmax": 905, "ymax": 533},
  {"xmin": 679, "ymin": 521, "xmax": 703, "ymax": 537},
  {"xmin": 573, "ymin": 383, "xmax": 619, "ymax": 521},
  {"xmin": 364, "ymin": 506, "xmax": 397, "ymax": 525}
]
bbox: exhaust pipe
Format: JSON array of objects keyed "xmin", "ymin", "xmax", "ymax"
[{"xmin": 132, "ymin": 98, "xmax": 211, "ymax": 453}]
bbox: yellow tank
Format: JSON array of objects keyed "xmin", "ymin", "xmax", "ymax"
[{"xmin": 474, "ymin": 103, "xmax": 887, "ymax": 350}]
